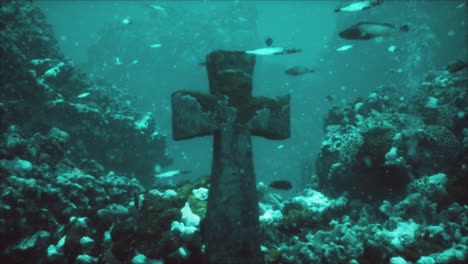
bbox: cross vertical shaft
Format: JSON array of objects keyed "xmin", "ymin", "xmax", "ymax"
[{"xmin": 171, "ymin": 50, "xmax": 290, "ymax": 264}]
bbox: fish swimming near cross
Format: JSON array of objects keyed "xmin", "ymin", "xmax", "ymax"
[{"xmin": 171, "ymin": 50, "xmax": 291, "ymax": 264}]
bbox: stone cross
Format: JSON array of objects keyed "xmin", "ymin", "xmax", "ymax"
[{"xmin": 171, "ymin": 50, "xmax": 290, "ymax": 264}]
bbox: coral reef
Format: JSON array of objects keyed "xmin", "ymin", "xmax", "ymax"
[
  {"xmin": 316, "ymin": 71, "xmax": 467, "ymax": 201},
  {"xmin": 0, "ymin": 1, "xmax": 171, "ymax": 185}
]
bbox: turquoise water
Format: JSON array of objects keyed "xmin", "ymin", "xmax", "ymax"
[{"xmin": 36, "ymin": 1, "xmax": 466, "ymax": 191}]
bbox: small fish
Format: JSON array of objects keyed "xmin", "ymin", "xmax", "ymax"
[
  {"xmin": 245, "ymin": 47, "xmax": 285, "ymax": 56},
  {"xmin": 387, "ymin": 45, "xmax": 397, "ymax": 52},
  {"xmin": 326, "ymin": 95, "xmax": 336, "ymax": 102},
  {"xmin": 77, "ymin": 92, "xmax": 90, "ymax": 98},
  {"xmin": 149, "ymin": 43, "xmax": 162, "ymax": 48},
  {"xmin": 121, "ymin": 17, "xmax": 133, "ymax": 25},
  {"xmin": 265, "ymin": 36, "xmax": 273, "ymax": 47},
  {"xmin": 273, "ymin": 48, "xmax": 302, "ymax": 55},
  {"xmin": 339, "ymin": 22, "xmax": 409, "ymax": 40},
  {"xmin": 198, "ymin": 61, "xmax": 206, "ymax": 66},
  {"xmin": 446, "ymin": 60, "xmax": 466, "ymax": 73},
  {"xmin": 336, "ymin": 44, "xmax": 353, "ymax": 51},
  {"xmin": 146, "ymin": 4, "xmax": 168, "ymax": 16},
  {"xmin": 155, "ymin": 170, "xmax": 191, "ymax": 178},
  {"xmin": 285, "ymin": 66, "xmax": 315, "ymax": 76},
  {"xmin": 269, "ymin": 180, "xmax": 292, "ymax": 190},
  {"xmin": 245, "ymin": 47, "xmax": 301, "ymax": 56},
  {"xmin": 456, "ymin": 2, "xmax": 465, "ymax": 9},
  {"xmin": 335, "ymin": 0, "xmax": 384, "ymax": 13},
  {"xmin": 115, "ymin": 57, "xmax": 123, "ymax": 65}
]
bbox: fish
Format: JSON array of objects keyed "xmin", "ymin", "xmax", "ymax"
[
  {"xmin": 155, "ymin": 170, "xmax": 191, "ymax": 178},
  {"xmin": 149, "ymin": 43, "xmax": 162, "ymax": 48},
  {"xmin": 121, "ymin": 17, "xmax": 133, "ymax": 25},
  {"xmin": 335, "ymin": 0, "xmax": 384, "ymax": 13},
  {"xmin": 336, "ymin": 44, "xmax": 353, "ymax": 51},
  {"xmin": 146, "ymin": 4, "xmax": 168, "ymax": 16},
  {"xmin": 268, "ymin": 180, "xmax": 293, "ymax": 190},
  {"xmin": 245, "ymin": 47, "xmax": 302, "ymax": 56},
  {"xmin": 115, "ymin": 57, "xmax": 124, "ymax": 65},
  {"xmin": 326, "ymin": 95, "xmax": 336, "ymax": 102},
  {"xmin": 285, "ymin": 66, "xmax": 315, "ymax": 76},
  {"xmin": 77, "ymin": 92, "xmax": 90, "ymax": 98},
  {"xmin": 245, "ymin": 47, "xmax": 285, "ymax": 56},
  {"xmin": 446, "ymin": 60, "xmax": 466, "ymax": 73},
  {"xmin": 265, "ymin": 36, "xmax": 273, "ymax": 47},
  {"xmin": 387, "ymin": 45, "xmax": 397, "ymax": 53},
  {"xmin": 273, "ymin": 48, "xmax": 302, "ymax": 55},
  {"xmin": 339, "ymin": 22, "xmax": 409, "ymax": 40}
]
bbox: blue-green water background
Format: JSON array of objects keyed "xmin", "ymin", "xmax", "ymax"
[{"xmin": 35, "ymin": 0, "xmax": 467, "ymax": 191}]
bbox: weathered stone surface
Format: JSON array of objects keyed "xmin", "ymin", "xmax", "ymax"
[{"xmin": 171, "ymin": 50, "xmax": 290, "ymax": 264}]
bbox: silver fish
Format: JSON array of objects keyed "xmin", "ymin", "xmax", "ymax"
[
  {"xmin": 335, "ymin": 0, "xmax": 384, "ymax": 13},
  {"xmin": 155, "ymin": 170, "xmax": 191, "ymax": 178}
]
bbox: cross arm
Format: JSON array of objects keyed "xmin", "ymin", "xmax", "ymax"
[
  {"xmin": 249, "ymin": 94, "xmax": 290, "ymax": 140},
  {"xmin": 171, "ymin": 91, "xmax": 220, "ymax": 140}
]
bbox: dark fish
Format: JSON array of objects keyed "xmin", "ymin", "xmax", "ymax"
[
  {"xmin": 198, "ymin": 61, "xmax": 206, "ymax": 66},
  {"xmin": 335, "ymin": 0, "xmax": 384, "ymax": 13},
  {"xmin": 285, "ymin": 66, "xmax": 315, "ymax": 76},
  {"xmin": 269, "ymin": 180, "xmax": 293, "ymax": 190},
  {"xmin": 446, "ymin": 60, "xmax": 466, "ymax": 73},
  {"xmin": 339, "ymin": 22, "xmax": 409, "ymax": 40},
  {"xmin": 265, "ymin": 36, "xmax": 273, "ymax": 47},
  {"xmin": 326, "ymin": 95, "xmax": 336, "ymax": 102}
]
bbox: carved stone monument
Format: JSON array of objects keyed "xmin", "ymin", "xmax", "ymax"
[{"xmin": 171, "ymin": 50, "xmax": 290, "ymax": 264}]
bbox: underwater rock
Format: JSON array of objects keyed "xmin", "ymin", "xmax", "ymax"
[{"xmin": 0, "ymin": 157, "xmax": 33, "ymax": 177}]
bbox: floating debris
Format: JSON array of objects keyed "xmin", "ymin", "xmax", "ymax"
[
  {"xmin": 336, "ymin": 44, "xmax": 353, "ymax": 51},
  {"xmin": 269, "ymin": 180, "xmax": 293, "ymax": 190}
]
